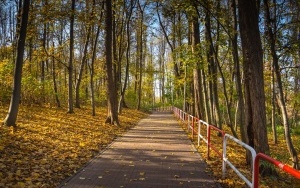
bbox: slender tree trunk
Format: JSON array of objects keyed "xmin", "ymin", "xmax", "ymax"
[
  {"xmin": 41, "ymin": 20, "xmax": 47, "ymax": 103},
  {"xmin": 191, "ymin": 15, "xmax": 204, "ymax": 119},
  {"xmin": 136, "ymin": 1, "xmax": 145, "ymax": 110},
  {"xmin": 4, "ymin": 0, "xmax": 30, "ymax": 126},
  {"xmin": 87, "ymin": 0, "xmax": 103, "ymax": 116},
  {"xmin": 271, "ymin": 65, "xmax": 277, "ymax": 144},
  {"xmin": 183, "ymin": 64, "xmax": 187, "ymax": 112},
  {"xmin": 156, "ymin": 2, "xmax": 180, "ymax": 78},
  {"xmin": 89, "ymin": 24, "xmax": 100, "ymax": 116},
  {"xmin": 119, "ymin": 0, "xmax": 135, "ymax": 113},
  {"xmin": 205, "ymin": 7, "xmax": 221, "ymax": 129},
  {"xmin": 67, "ymin": 0, "xmax": 75, "ymax": 113},
  {"xmin": 216, "ymin": 60, "xmax": 238, "ymax": 138},
  {"xmin": 230, "ymin": 0, "xmax": 245, "ymax": 141},
  {"xmin": 264, "ymin": 0, "xmax": 299, "ymax": 169},
  {"xmin": 52, "ymin": 42, "xmax": 61, "ymax": 108},
  {"xmin": 75, "ymin": 26, "xmax": 91, "ymax": 108},
  {"xmin": 158, "ymin": 36, "xmax": 166, "ymax": 104},
  {"xmin": 112, "ymin": 8, "xmax": 117, "ymax": 93}
]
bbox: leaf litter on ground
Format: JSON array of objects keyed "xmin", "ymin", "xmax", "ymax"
[
  {"xmin": 0, "ymin": 105, "xmax": 147, "ymax": 188},
  {"xmin": 179, "ymin": 121, "xmax": 300, "ymax": 188}
]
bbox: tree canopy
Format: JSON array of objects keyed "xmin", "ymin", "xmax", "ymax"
[{"xmin": 1, "ymin": 0, "xmax": 300, "ymax": 168}]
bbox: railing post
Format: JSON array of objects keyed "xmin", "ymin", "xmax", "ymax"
[
  {"xmin": 192, "ymin": 117, "xmax": 195, "ymax": 139},
  {"xmin": 188, "ymin": 115, "xmax": 191, "ymax": 133},
  {"xmin": 207, "ymin": 125, "xmax": 211, "ymax": 159},
  {"xmin": 198, "ymin": 120, "xmax": 201, "ymax": 146},
  {"xmin": 222, "ymin": 136, "xmax": 227, "ymax": 178}
]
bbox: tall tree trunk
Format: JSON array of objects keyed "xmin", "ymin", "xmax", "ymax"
[
  {"xmin": 4, "ymin": 0, "xmax": 30, "ymax": 126},
  {"xmin": 75, "ymin": 26, "xmax": 91, "ymax": 108},
  {"xmin": 271, "ymin": 64, "xmax": 277, "ymax": 144},
  {"xmin": 156, "ymin": 2, "xmax": 180, "ymax": 78},
  {"xmin": 89, "ymin": 24, "xmax": 100, "ymax": 116},
  {"xmin": 191, "ymin": 15, "xmax": 204, "ymax": 119},
  {"xmin": 112, "ymin": 6, "xmax": 119, "ymax": 96},
  {"xmin": 230, "ymin": 0, "xmax": 246, "ymax": 141},
  {"xmin": 41, "ymin": 21, "xmax": 47, "ymax": 103},
  {"xmin": 159, "ymin": 37, "xmax": 166, "ymax": 104},
  {"xmin": 67, "ymin": 0, "xmax": 75, "ymax": 113},
  {"xmin": 205, "ymin": 5, "xmax": 221, "ymax": 129},
  {"xmin": 88, "ymin": 0, "xmax": 103, "ymax": 116},
  {"xmin": 264, "ymin": 0, "xmax": 299, "ymax": 169},
  {"xmin": 136, "ymin": 1, "xmax": 145, "ymax": 110},
  {"xmin": 52, "ymin": 42, "xmax": 61, "ymax": 107},
  {"xmin": 118, "ymin": 0, "xmax": 135, "ymax": 114},
  {"xmin": 105, "ymin": 0, "xmax": 120, "ymax": 126},
  {"xmin": 238, "ymin": 0, "xmax": 270, "ymax": 164},
  {"xmin": 201, "ymin": 67, "xmax": 210, "ymax": 123}
]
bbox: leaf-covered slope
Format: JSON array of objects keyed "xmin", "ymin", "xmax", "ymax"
[{"xmin": 0, "ymin": 105, "xmax": 147, "ymax": 188}]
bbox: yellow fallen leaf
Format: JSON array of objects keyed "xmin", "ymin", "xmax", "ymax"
[
  {"xmin": 31, "ymin": 172, "xmax": 40, "ymax": 178},
  {"xmin": 79, "ymin": 142, "xmax": 85, "ymax": 147},
  {"xmin": 15, "ymin": 159, "xmax": 22, "ymax": 164},
  {"xmin": 16, "ymin": 170, "xmax": 21, "ymax": 176},
  {"xmin": 17, "ymin": 181, "xmax": 26, "ymax": 188}
]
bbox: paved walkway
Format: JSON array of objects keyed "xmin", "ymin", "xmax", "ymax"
[{"xmin": 58, "ymin": 111, "xmax": 221, "ymax": 188}]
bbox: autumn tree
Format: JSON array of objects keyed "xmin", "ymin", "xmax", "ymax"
[
  {"xmin": 67, "ymin": 0, "xmax": 75, "ymax": 113},
  {"xmin": 4, "ymin": 0, "xmax": 30, "ymax": 126},
  {"xmin": 263, "ymin": 0, "xmax": 299, "ymax": 169},
  {"xmin": 118, "ymin": 0, "xmax": 136, "ymax": 113},
  {"xmin": 238, "ymin": 0, "xmax": 270, "ymax": 161},
  {"xmin": 105, "ymin": 0, "xmax": 120, "ymax": 125},
  {"xmin": 230, "ymin": 0, "xmax": 245, "ymax": 141}
]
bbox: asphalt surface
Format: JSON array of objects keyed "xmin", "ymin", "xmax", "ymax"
[{"xmin": 58, "ymin": 111, "xmax": 221, "ymax": 188}]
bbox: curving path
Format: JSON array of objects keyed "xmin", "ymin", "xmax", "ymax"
[{"xmin": 58, "ymin": 111, "xmax": 222, "ymax": 188}]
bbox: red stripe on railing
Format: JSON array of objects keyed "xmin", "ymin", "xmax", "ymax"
[
  {"xmin": 253, "ymin": 153, "xmax": 300, "ymax": 188},
  {"xmin": 171, "ymin": 107, "xmax": 300, "ymax": 187},
  {"xmin": 207, "ymin": 125, "xmax": 224, "ymax": 159}
]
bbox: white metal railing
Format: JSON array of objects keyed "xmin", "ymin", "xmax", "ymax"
[
  {"xmin": 197, "ymin": 119, "xmax": 209, "ymax": 147},
  {"xmin": 171, "ymin": 106, "xmax": 300, "ymax": 188},
  {"xmin": 222, "ymin": 133, "xmax": 256, "ymax": 187}
]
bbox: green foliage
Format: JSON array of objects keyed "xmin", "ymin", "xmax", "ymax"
[
  {"xmin": 291, "ymin": 127, "xmax": 300, "ymax": 136},
  {"xmin": 0, "ymin": 59, "xmax": 14, "ymax": 103},
  {"xmin": 275, "ymin": 125, "xmax": 285, "ymax": 135},
  {"xmin": 21, "ymin": 75, "xmax": 54, "ymax": 104},
  {"xmin": 172, "ymin": 98, "xmax": 184, "ymax": 109},
  {"xmin": 125, "ymin": 89, "xmax": 137, "ymax": 108}
]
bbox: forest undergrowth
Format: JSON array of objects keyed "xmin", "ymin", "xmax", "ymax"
[
  {"xmin": 181, "ymin": 121, "xmax": 300, "ymax": 188},
  {"xmin": 0, "ymin": 105, "xmax": 147, "ymax": 188}
]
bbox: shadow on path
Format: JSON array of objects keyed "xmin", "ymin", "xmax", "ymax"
[{"xmin": 58, "ymin": 111, "xmax": 222, "ymax": 188}]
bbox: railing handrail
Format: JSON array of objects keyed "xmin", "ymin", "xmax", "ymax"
[
  {"xmin": 172, "ymin": 106, "xmax": 300, "ymax": 188},
  {"xmin": 207, "ymin": 125, "xmax": 225, "ymax": 159},
  {"xmin": 223, "ymin": 133, "xmax": 257, "ymax": 187},
  {"xmin": 253, "ymin": 153, "xmax": 300, "ymax": 187}
]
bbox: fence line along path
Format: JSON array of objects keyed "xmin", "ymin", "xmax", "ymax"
[{"xmin": 58, "ymin": 111, "xmax": 221, "ymax": 188}]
